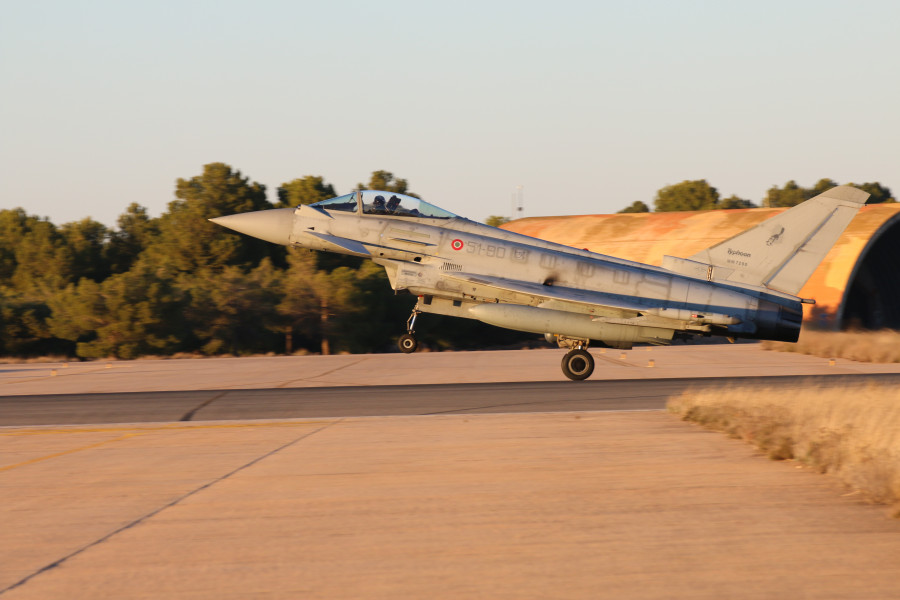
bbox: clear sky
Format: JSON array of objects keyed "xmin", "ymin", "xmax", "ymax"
[{"xmin": 2, "ymin": 0, "xmax": 898, "ymax": 227}]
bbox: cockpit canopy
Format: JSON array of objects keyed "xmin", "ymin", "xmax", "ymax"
[{"xmin": 309, "ymin": 191, "xmax": 457, "ymax": 220}]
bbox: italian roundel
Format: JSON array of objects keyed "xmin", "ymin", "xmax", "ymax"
[{"xmin": 451, "ymin": 239, "xmax": 464, "ymax": 251}]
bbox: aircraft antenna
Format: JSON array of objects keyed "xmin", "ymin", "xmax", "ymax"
[{"xmin": 511, "ymin": 185, "xmax": 524, "ymax": 220}]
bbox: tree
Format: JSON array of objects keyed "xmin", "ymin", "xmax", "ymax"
[
  {"xmin": 182, "ymin": 259, "xmax": 283, "ymax": 355},
  {"xmin": 653, "ymin": 180, "xmax": 720, "ymax": 212},
  {"xmin": 275, "ymin": 176, "xmax": 336, "ymax": 208},
  {"xmin": 811, "ymin": 178, "xmax": 839, "ymax": 196},
  {"xmin": 312, "ymin": 266, "xmax": 369, "ymax": 355},
  {"xmin": 144, "ymin": 163, "xmax": 276, "ymax": 274},
  {"xmin": 853, "ymin": 182, "xmax": 895, "ymax": 204},
  {"xmin": 275, "ymin": 249, "xmax": 321, "ymax": 353},
  {"xmin": 485, "ymin": 215, "xmax": 511, "ymax": 227},
  {"xmin": 0, "ymin": 209, "xmax": 33, "ymax": 283},
  {"xmin": 107, "ymin": 203, "xmax": 159, "ymax": 274},
  {"xmin": 357, "ymin": 170, "xmax": 419, "ymax": 198},
  {"xmin": 47, "ymin": 260, "xmax": 187, "ymax": 359},
  {"xmin": 0, "ymin": 209, "xmax": 73, "ymax": 289},
  {"xmin": 717, "ymin": 195, "xmax": 756, "ymax": 209},
  {"xmin": 59, "ymin": 218, "xmax": 111, "ymax": 283},
  {"xmin": 763, "ymin": 180, "xmax": 807, "ymax": 208},
  {"xmin": 11, "ymin": 218, "xmax": 71, "ymax": 291},
  {"xmin": 0, "ymin": 210, "xmax": 78, "ymax": 356},
  {"xmin": 276, "ymin": 250, "xmax": 400, "ymax": 354},
  {"xmin": 277, "ymin": 250, "xmax": 362, "ymax": 355},
  {"xmin": 321, "ymin": 260, "xmax": 401, "ymax": 354},
  {"xmin": 617, "ymin": 201, "xmax": 650, "ymax": 214},
  {"xmin": 762, "ymin": 178, "xmax": 893, "ymax": 208},
  {"xmin": 764, "ymin": 179, "xmax": 837, "ymax": 208},
  {"xmin": 0, "ymin": 287, "xmax": 65, "ymax": 356}
]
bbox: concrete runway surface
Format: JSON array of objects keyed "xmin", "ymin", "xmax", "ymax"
[
  {"xmin": 4, "ymin": 374, "xmax": 900, "ymax": 427},
  {"xmin": 3, "ymin": 345, "xmax": 900, "ymax": 598}
]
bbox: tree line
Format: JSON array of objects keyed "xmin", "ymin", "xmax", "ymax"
[
  {"xmin": 3, "ymin": 167, "xmax": 893, "ymax": 360},
  {"xmin": 0, "ymin": 163, "xmax": 524, "ymax": 360},
  {"xmin": 615, "ymin": 178, "xmax": 895, "ymax": 213}
]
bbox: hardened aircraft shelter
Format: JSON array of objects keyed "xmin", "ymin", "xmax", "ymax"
[{"xmin": 503, "ymin": 204, "xmax": 900, "ymax": 330}]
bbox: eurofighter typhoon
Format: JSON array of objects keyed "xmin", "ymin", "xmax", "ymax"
[{"xmin": 210, "ymin": 186, "xmax": 869, "ymax": 380}]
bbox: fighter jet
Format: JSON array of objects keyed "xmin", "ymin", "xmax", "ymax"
[{"xmin": 210, "ymin": 186, "xmax": 869, "ymax": 380}]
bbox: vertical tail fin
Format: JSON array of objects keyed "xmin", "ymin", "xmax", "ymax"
[{"xmin": 688, "ymin": 185, "xmax": 869, "ymax": 295}]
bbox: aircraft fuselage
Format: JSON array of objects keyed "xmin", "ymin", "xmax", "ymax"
[{"xmin": 211, "ymin": 186, "xmax": 868, "ymax": 379}]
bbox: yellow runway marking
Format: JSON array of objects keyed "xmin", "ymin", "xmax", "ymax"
[
  {"xmin": 1, "ymin": 364, "xmax": 124, "ymax": 385},
  {"xmin": 0, "ymin": 419, "xmax": 338, "ymax": 437},
  {"xmin": 0, "ymin": 432, "xmax": 142, "ymax": 473},
  {"xmin": 0, "ymin": 420, "xmax": 340, "ymax": 472}
]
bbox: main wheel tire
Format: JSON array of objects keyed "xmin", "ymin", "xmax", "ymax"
[
  {"xmin": 398, "ymin": 333, "xmax": 418, "ymax": 354},
  {"xmin": 561, "ymin": 348, "xmax": 594, "ymax": 381}
]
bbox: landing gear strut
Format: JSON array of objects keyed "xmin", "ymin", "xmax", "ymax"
[
  {"xmin": 557, "ymin": 338, "xmax": 594, "ymax": 381},
  {"xmin": 398, "ymin": 309, "xmax": 420, "ymax": 354}
]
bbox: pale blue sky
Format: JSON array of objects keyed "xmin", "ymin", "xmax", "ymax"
[{"xmin": 2, "ymin": 0, "xmax": 898, "ymax": 226}]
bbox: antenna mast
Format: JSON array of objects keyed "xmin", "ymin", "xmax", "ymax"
[{"xmin": 510, "ymin": 185, "xmax": 524, "ymax": 220}]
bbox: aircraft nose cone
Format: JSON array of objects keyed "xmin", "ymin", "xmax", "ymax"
[{"xmin": 209, "ymin": 207, "xmax": 296, "ymax": 245}]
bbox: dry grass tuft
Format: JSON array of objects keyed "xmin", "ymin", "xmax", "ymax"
[
  {"xmin": 762, "ymin": 330, "xmax": 900, "ymax": 363},
  {"xmin": 668, "ymin": 383, "xmax": 900, "ymax": 517},
  {"xmin": 0, "ymin": 355, "xmax": 74, "ymax": 364}
]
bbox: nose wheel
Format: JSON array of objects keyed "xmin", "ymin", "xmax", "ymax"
[
  {"xmin": 561, "ymin": 348, "xmax": 594, "ymax": 381},
  {"xmin": 398, "ymin": 308, "xmax": 421, "ymax": 354},
  {"xmin": 398, "ymin": 333, "xmax": 418, "ymax": 353}
]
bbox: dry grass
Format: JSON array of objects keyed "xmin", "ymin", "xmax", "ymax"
[
  {"xmin": 668, "ymin": 383, "xmax": 900, "ymax": 518},
  {"xmin": 0, "ymin": 355, "xmax": 74, "ymax": 364},
  {"xmin": 762, "ymin": 330, "xmax": 900, "ymax": 363},
  {"xmin": 0, "ymin": 351, "xmax": 317, "ymax": 364}
]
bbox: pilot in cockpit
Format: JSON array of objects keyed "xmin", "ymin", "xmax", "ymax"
[{"xmin": 372, "ymin": 195, "xmax": 386, "ymax": 214}]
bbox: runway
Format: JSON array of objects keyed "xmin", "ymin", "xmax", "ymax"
[
  {"xmin": 4, "ymin": 373, "xmax": 900, "ymax": 426},
  {"xmin": 4, "ymin": 348, "xmax": 900, "ymax": 599}
]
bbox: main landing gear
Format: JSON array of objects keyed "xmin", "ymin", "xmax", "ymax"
[
  {"xmin": 552, "ymin": 336, "xmax": 595, "ymax": 381},
  {"xmin": 561, "ymin": 348, "xmax": 594, "ymax": 381},
  {"xmin": 398, "ymin": 309, "xmax": 420, "ymax": 354},
  {"xmin": 397, "ymin": 312, "xmax": 595, "ymax": 381}
]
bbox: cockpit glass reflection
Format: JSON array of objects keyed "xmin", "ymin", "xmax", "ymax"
[
  {"xmin": 309, "ymin": 193, "xmax": 358, "ymax": 212},
  {"xmin": 360, "ymin": 191, "xmax": 457, "ymax": 219}
]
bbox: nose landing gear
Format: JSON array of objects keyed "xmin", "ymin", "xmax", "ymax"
[{"xmin": 398, "ymin": 309, "xmax": 420, "ymax": 353}]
